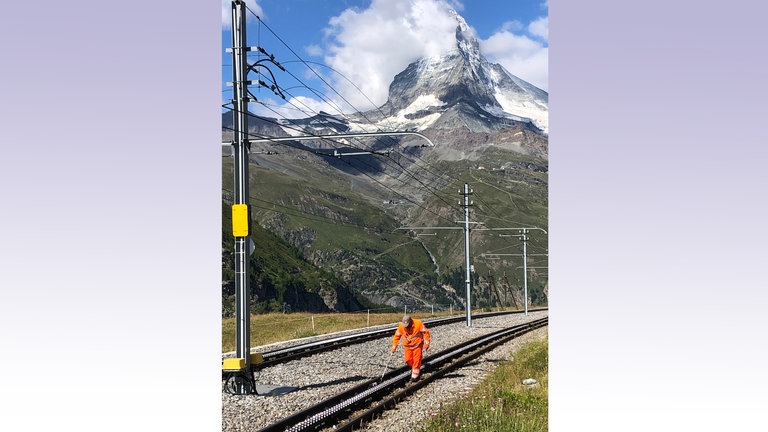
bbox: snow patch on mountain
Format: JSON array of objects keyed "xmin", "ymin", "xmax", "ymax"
[
  {"xmin": 382, "ymin": 94, "xmax": 445, "ymax": 130},
  {"xmin": 402, "ymin": 94, "xmax": 446, "ymax": 115},
  {"xmin": 416, "ymin": 55, "xmax": 455, "ymax": 77},
  {"xmin": 382, "ymin": 112, "xmax": 442, "ymax": 131},
  {"xmin": 491, "ymin": 91, "xmax": 548, "ymax": 134},
  {"xmin": 283, "ymin": 127, "xmax": 306, "ymax": 137},
  {"xmin": 317, "ymin": 113, "xmax": 348, "ymax": 127},
  {"xmin": 349, "ymin": 112, "xmax": 442, "ymax": 134},
  {"xmin": 346, "ymin": 94, "xmax": 445, "ymax": 133}
]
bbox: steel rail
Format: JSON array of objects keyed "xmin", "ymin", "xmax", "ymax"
[
  {"xmin": 335, "ymin": 317, "xmax": 548, "ymax": 432},
  {"xmin": 253, "ymin": 317, "xmax": 548, "ymax": 432},
  {"xmin": 222, "ymin": 309, "xmax": 546, "ymax": 378}
]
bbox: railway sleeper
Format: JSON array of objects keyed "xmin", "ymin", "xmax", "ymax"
[{"xmin": 258, "ymin": 317, "xmax": 547, "ymax": 432}]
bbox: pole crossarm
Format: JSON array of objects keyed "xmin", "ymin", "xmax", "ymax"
[
  {"xmin": 396, "ymin": 184, "xmax": 475, "ymax": 327},
  {"xmin": 481, "ymin": 253, "xmax": 548, "ymax": 257},
  {"xmin": 478, "ymin": 226, "xmax": 547, "ymax": 317},
  {"xmin": 223, "ymin": 131, "xmax": 435, "ymax": 147},
  {"xmin": 474, "ymin": 226, "xmax": 548, "ymax": 234},
  {"xmin": 397, "ymin": 226, "xmax": 463, "ymax": 230},
  {"xmin": 315, "ymin": 149, "xmax": 390, "ymax": 158}
]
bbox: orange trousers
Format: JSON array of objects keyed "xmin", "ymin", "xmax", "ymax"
[{"xmin": 403, "ymin": 345, "xmax": 424, "ymax": 379}]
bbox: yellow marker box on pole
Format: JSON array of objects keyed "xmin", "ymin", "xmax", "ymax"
[
  {"xmin": 222, "ymin": 358, "xmax": 246, "ymax": 371},
  {"xmin": 232, "ymin": 204, "xmax": 248, "ymax": 237}
]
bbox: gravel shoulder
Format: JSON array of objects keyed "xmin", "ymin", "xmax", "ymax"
[{"xmin": 222, "ymin": 310, "xmax": 548, "ymax": 432}]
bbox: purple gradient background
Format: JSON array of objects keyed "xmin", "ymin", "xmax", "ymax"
[
  {"xmin": 0, "ymin": 1, "xmax": 222, "ymax": 431},
  {"xmin": 1, "ymin": 1, "xmax": 767, "ymax": 431},
  {"xmin": 549, "ymin": 1, "xmax": 768, "ymax": 430}
]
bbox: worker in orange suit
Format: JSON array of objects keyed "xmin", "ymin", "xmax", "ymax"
[{"xmin": 390, "ymin": 314, "xmax": 431, "ymax": 382}]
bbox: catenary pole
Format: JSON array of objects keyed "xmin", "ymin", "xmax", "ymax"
[
  {"xmin": 231, "ymin": 0, "xmax": 252, "ymax": 381},
  {"xmin": 462, "ymin": 183, "xmax": 473, "ymax": 327},
  {"xmin": 478, "ymin": 227, "xmax": 547, "ymax": 316},
  {"xmin": 521, "ymin": 229, "xmax": 529, "ymax": 315},
  {"xmin": 396, "ymin": 183, "xmax": 478, "ymax": 327}
]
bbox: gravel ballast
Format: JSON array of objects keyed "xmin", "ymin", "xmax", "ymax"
[{"xmin": 222, "ymin": 310, "xmax": 548, "ymax": 432}]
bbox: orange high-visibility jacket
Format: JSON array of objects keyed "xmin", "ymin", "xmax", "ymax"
[{"xmin": 392, "ymin": 318, "xmax": 431, "ymax": 350}]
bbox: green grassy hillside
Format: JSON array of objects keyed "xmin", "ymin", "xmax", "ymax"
[
  {"xmin": 221, "ymin": 201, "xmax": 366, "ymax": 316},
  {"xmin": 222, "ymin": 140, "xmax": 548, "ymax": 314}
]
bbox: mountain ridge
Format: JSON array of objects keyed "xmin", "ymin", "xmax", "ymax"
[{"xmin": 221, "ymin": 8, "xmax": 549, "ymax": 314}]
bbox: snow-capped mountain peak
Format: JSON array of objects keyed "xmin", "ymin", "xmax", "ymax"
[
  {"xmin": 230, "ymin": 7, "xmax": 549, "ymax": 157},
  {"xmin": 372, "ymin": 8, "xmax": 548, "ymax": 134}
]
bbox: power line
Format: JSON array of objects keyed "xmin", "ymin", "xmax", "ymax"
[
  {"xmin": 223, "ymin": 188, "xmax": 378, "ymax": 230},
  {"xmin": 223, "ymin": 106, "xmax": 457, "ymax": 219},
  {"xmin": 224, "ymin": 11, "xmax": 475, "ymax": 210},
  {"xmin": 225, "ymin": 4, "xmax": 546, "ymax": 252},
  {"xmin": 223, "ymin": 108, "xmax": 458, "ymax": 226},
  {"xmin": 251, "ymin": 13, "xmax": 382, "ymax": 125}
]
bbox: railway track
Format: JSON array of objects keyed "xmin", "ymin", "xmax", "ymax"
[
  {"xmin": 223, "ymin": 308, "xmax": 547, "ymax": 382},
  {"xmin": 250, "ymin": 316, "xmax": 547, "ymax": 432}
]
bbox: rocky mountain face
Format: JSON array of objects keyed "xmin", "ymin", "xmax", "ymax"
[
  {"xmin": 370, "ymin": 13, "xmax": 548, "ymax": 136},
  {"xmin": 223, "ymin": 8, "xmax": 549, "ymax": 313}
]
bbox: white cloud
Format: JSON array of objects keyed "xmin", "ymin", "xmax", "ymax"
[
  {"xmin": 480, "ymin": 30, "xmax": 548, "ymax": 91},
  {"xmin": 305, "ymin": 44, "xmax": 323, "ymax": 57},
  {"xmin": 249, "ymin": 95, "xmax": 339, "ymax": 120},
  {"xmin": 446, "ymin": 0, "xmax": 464, "ymax": 11},
  {"xmin": 321, "ymin": 0, "xmax": 459, "ymax": 111},
  {"xmin": 501, "ymin": 20, "xmax": 525, "ymax": 32},
  {"xmin": 221, "ymin": 0, "xmax": 263, "ymax": 29},
  {"xmin": 478, "ymin": 10, "xmax": 548, "ymax": 92},
  {"xmin": 241, "ymin": 0, "xmax": 549, "ymax": 116},
  {"xmin": 528, "ymin": 16, "xmax": 548, "ymax": 41},
  {"xmin": 321, "ymin": 0, "xmax": 549, "ymax": 110}
]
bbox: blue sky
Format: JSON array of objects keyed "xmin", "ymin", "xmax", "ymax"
[{"xmin": 222, "ymin": 0, "xmax": 548, "ymax": 117}]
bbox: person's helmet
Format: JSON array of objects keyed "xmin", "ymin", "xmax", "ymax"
[{"xmin": 402, "ymin": 315, "xmax": 413, "ymax": 327}]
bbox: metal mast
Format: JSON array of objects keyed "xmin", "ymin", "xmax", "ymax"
[
  {"xmin": 477, "ymin": 227, "xmax": 547, "ymax": 316},
  {"xmin": 398, "ymin": 183, "xmax": 477, "ymax": 326},
  {"xmin": 462, "ymin": 183, "xmax": 473, "ymax": 327},
  {"xmin": 521, "ymin": 229, "xmax": 529, "ymax": 315},
  {"xmin": 231, "ymin": 0, "xmax": 251, "ymax": 374}
]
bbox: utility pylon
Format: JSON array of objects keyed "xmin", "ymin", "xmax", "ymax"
[
  {"xmin": 228, "ymin": 0, "xmax": 253, "ymax": 394},
  {"xmin": 477, "ymin": 227, "xmax": 547, "ymax": 316},
  {"xmin": 521, "ymin": 229, "xmax": 529, "ymax": 315},
  {"xmin": 398, "ymin": 183, "xmax": 477, "ymax": 326},
  {"xmin": 224, "ymin": 0, "xmax": 293, "ymax": 394},
  {"xmin": 461, "ymin": 183, "xmax": 473, "ymax": 326}
]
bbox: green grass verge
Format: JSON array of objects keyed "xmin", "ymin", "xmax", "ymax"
[{"xmin": 418, "ymin": 338, "xmax": 548, "ymax": 432}]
